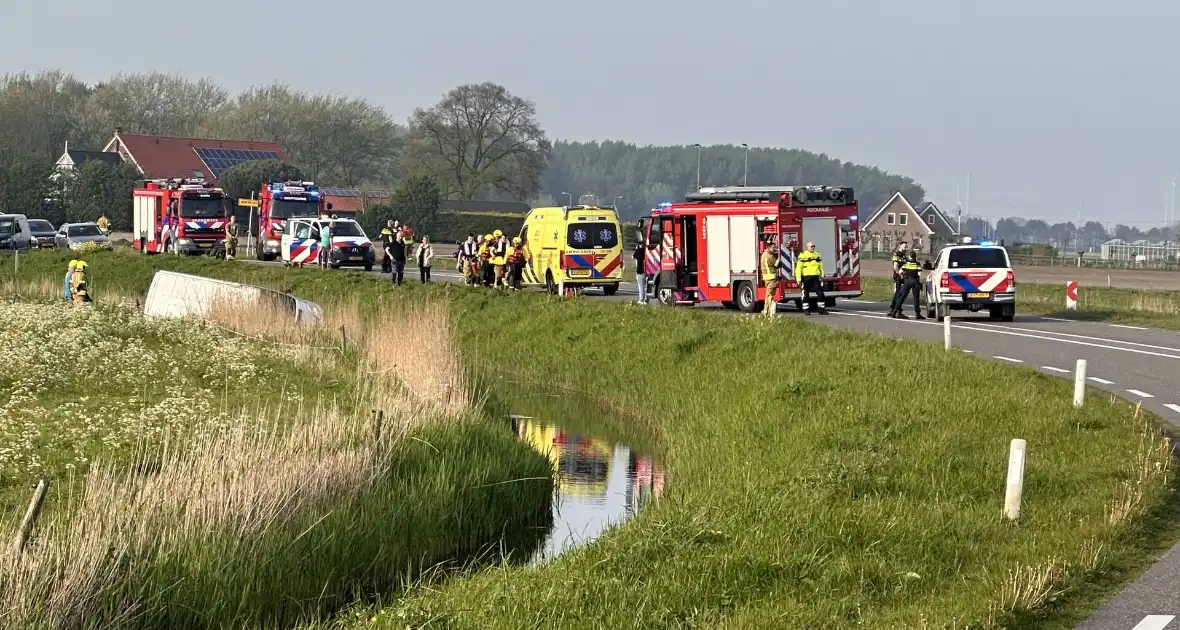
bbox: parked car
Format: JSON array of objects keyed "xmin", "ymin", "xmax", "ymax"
[
  {"xmin": 27, "ymin": 219, "xmax": 56, "ymax": 249},
  {"xmin": 0, "ymin": 214, "xmax": 33, "ymax": 250},
  {"xmin": 55, "ymin": 222, "xmax": 112, "ymax": 250}
]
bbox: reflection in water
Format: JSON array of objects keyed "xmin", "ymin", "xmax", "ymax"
[{"xmin": 512, "ymin": 417, "xmax": 665, "ymax": 563}]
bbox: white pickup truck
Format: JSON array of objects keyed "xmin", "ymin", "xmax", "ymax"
[{"xmin": 923, "ymin": 241, "xmax": 1016, "ymax": 321}]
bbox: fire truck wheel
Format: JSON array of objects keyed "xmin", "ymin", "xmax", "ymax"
[
  {"xmin": 601, "ymin": 284, "xmax": 619, "ymax": 296},
  {"xmin": 735, "ymin": 282, "xmax": 759, "ymax": 313}
]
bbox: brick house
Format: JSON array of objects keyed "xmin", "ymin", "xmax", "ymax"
[
  {"xmin": 862, "ymin": 191, "xmax": 958, "ymax": 255},
  {"xmin": 100, "ymin": 127, "xmax": 287, "ymax": 183}
]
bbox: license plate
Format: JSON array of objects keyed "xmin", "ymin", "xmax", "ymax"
[
  {"xmin": 198, "ymin": 242, "xmax": 211, "ymax": 248},
  {"xmin": 967, "ymin": 292, "xmax": 989, "ymax": 299},
  {"xmin": 570, "ymin": 269, "xmax": 590, "ymax": 277},
  {"xmin": 349, "ymin": 256, "xmax": 362, "ymax": 261}
]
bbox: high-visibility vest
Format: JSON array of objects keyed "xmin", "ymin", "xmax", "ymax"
[{"xmin": 795, "ymin": 250, "xmax": 823, "ymax": 278}]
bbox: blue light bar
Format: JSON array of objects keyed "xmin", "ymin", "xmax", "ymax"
[
  {"xmin": 849, "ymin": 215, "xmax": 858, "ymax": 221},
  {"xmin": 657, "ymin": 201, "xmax": 672, "ymax": 208},
  {"xmin": 979, "ymin": 240, "xmax": 995, "ymax": 246}
]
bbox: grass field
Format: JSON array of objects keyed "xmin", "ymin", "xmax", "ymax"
[
  {"xmin": 861, "ymin": 276, "xmax": 1180, "ymax": 329},
  {"xmin": 0, "ymin": 275, "xmax": 553, "ymax": 629},
  {"xmin": 3, "ymin": 249, "xmax": 1178, "ymax": 628}
]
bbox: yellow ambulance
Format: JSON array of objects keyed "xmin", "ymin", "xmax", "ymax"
[{"xmin": 519, "ymin": 205, "xmax": 624, "ymax": 295}]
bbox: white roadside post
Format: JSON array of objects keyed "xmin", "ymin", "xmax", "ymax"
[
  {"xmin": 1004, "ymin": 438, "xmax": 1027, "ymax": 521},
  {"xmin": 943, "ymin": 312, "xmax": 952, "ymax": 351},
  {"xmin": 1073, "ymin": 359, "xmax": 1087, "ymax": 407}
]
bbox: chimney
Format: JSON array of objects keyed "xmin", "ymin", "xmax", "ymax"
[{"xmin": 114, "ymin": 126, "xmax": 123, "ymax": 135}]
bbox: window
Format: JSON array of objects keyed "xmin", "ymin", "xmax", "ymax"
[
  {"xmin": 898, "ymin": 214, "xmax": 908, "ymax": 226},
  {"xmin": 67, "ymin": 224, "xmax": 102, "ymax": 237},
  {"xmin": 321, "ymin": 221, "xmax": 364, "ymax": 237},
  {"xmin": 886, "ymin": 213, "xmax": 895, "ymax": 225},
  {"xmin": 567, "ymin": 222, "xmax": 618, "ymax": 250},
  {"xmin": 948, "ymin": 247, "xmax": 1010, "ymax": 269},
  {"xmin": 271, "ymin": 199, "xmax": 320, "ymax": 219}
]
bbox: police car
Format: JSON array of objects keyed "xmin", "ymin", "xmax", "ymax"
[{"xmin": 923, "ymin": 237, "xmax": 1015, "ymax": 321}]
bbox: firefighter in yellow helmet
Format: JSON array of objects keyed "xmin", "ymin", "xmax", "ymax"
[
  {"xmin": 760, "ymin": 241, "xmax": 779, "ymax": 316},
  {"xmin": 71, "ymin": 260, "xmax": 92, "ymax": 305},
  {"xmin": 794, "ymin": 241, "xmax": 828, "ymax": 315},
  {"xmin": 491, "ymin": 232, "xmax": 509, "ymax": 288},
  {"xmin": 507, "ymin": 236, "xmax": 528, "ymax": 290},
  {"xmin": 64, "ymin": 260, "xmax": 79, "ymax": 301},
  {"xmin": 478, "ymin": 234, "xmax": 494, "ymax": 286}
]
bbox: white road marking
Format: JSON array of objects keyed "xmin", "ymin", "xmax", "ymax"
[
  {"xmin": 834, "ymin": 310, "xmax": 1180, "ymax": 361},
  {"xmin": 1132, "ymin": 615, "xmax": 1175, "ymax": 630},
  {"xmin": 1164, "ymin": 404, "xmax": 1180, "ymax": 415},
  {"xmin": 1126, "ymin": 389, "xmax": 1155, "ymax": 398},
  {"xmin": 960, "ymin": 349, "xmax": 974, "ymax": 353},
  {"xmin": 959, "ymin": 320, "xmax": 1180, "ymax": 354},
  {"xmin": 1041, "ymin": 366, "xmax": 1070, "ymax": 373},
  {"xmin": 1088, "ymin": 377, "xmax": 1115, "ymax": 385},
  {"xmin": 1111, "ymin": 324, "xmax": 1149, "ymax": 330},
  {"xmin": 994, "ymin": 356, "xmax": 1024, "ymax": 363},
  {"xmin": 1040, "ymin": 316, "xmax": 1073, "ymax": 322}
]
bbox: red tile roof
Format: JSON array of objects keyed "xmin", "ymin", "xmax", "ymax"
[{"xmin": 103, "ymin": 133, "xmax": 288, "ymax": 182}]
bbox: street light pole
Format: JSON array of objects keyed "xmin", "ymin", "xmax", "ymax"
[
  {"xmin": 613, "ymin": 195, "xmax": 623, "ymax": 210},
  {"xmin": 561, "ymin": 191, "xmax": 572, "ymax": 207},
  {"xmin": 693, "ymin": 143, "xmax": 702, "ymax": 190},
  {"xmin": 741, "ymin": 143, "xmax": 749, "ymax": 186}
]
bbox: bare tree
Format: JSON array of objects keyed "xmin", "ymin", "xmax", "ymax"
[{"xmin": 406, "ymin": 82, "xmax": 550, "ymax": 201}]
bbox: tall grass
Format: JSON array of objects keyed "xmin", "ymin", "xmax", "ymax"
[{"xmin": 0, "ymin": 286, "xmax": 553, "ymax": 628}]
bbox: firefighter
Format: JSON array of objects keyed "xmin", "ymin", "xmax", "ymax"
[
  {"xmin": 760, "ymin": 242, "xmax": 779, "ymax": 316},
  {"xmin": 507, "ymin": 237, "xmax": 528, "ymax": 290},
  {"xmin": 893, "ymin": 250, "xmax": 927, "ymax": 319},
  {"xmin": 224, "ymin": 215, "xmax": 240, "ymax": 260},
  {"xmin": 96, "ymin": 214, "xmax": 111, "ymax": 236},
  {"xmin": 379, "ymin": 220, "xmax": 395, "ymax": 273},
  {"xmin": 478, "ymin": 233, "xmax": 494, "ymax": 287},
  {"xmin": 491, "ymin": 232, "xmax": 509, "ymax": 288},
  {"xmin": 794, "ymin": 241, "xmax": 828, "ymax": 315},
  {"xmin": 887, "ymin": 240, "xmax": 910, "ymax": 317},
  {"xmin": 63, "ymin": 260, "xmax": 78, "ymax": 302},
  {"xmin": 459, "ymin": 234, "xmax": 478, "ymax": 285},
  {"xmin": 71, "ymin": 261, "xmax": 91, "ymax": 305}
]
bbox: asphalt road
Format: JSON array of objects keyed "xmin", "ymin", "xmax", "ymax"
[{"xmin": 249, "ymin": 258, "xmax": 1179, "ymax": 625}]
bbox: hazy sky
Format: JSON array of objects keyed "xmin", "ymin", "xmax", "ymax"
[{"xmin": 3, "ymin": 0, "xmax": 1176, "ymax": 227}]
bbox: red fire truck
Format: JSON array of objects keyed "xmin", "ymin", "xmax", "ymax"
[
  {"xmin": 255, "ymin": 181, "xmax": 331, "ymax": 261},
  {"xmin": 640, "ymin": 185, "xmax": 862, "ymax": 313},
  {"xmin": 132, "ymin": 179, "xmax": 231, "ymax": 255}
]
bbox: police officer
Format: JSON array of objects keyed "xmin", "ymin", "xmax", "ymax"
[
  {"xmin": 760, "ymin": 241, "xmax": 779, "ymax": 316},
  {"xmin": 794, "ymin": 241, "xmax": 828, "ymax": 315},
  {"xmin": 887, "ymin": 241, "xmax": 909, "ymax": 316},
  {"xmin": 893, "ymin": 250, "xmax": 927, "ymax": 319}
]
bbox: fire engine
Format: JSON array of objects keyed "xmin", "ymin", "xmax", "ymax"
[
  {"xmin": 132, "ymin": 179, "xmax": 231, "ymax": 255},
  {"xmin": 256, "ymin": 181, "xmax": 331, "ymax": 261},
  {"xmin": 640, "ymin": 185, "xmax": 862, "ymax": 313}
]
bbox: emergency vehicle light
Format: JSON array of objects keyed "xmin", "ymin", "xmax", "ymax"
[
  {"xmin": 657, "ymin": 201, "xmax": 672, "ymax": 208},
  {"xmin": 979, "ymin": 240, "xmax": 994, "ymax": 246}
]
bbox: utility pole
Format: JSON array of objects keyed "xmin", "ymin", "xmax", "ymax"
[
  {"xmin": 693, "ymin": 144, "xmax": 702, "ymax": 190},
  {"xmin": 741, "ymin": 143, "xmax": 749, "ymax": 186},
  {"xmin": 956, "ymin": 180, "xmax": 962, "ymax": 235}
]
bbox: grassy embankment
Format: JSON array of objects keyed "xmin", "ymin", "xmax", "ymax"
[
  {"xmin": 6, "ymin": 248, "xmax": 1177, "ymax": 628},
  {"xmin": 0, "ymin": 263, "xmax": 553, "ymax": 628},
  {"xmin": 861, "ymin": 276, "xmax": 1180, "ymax": 329}
]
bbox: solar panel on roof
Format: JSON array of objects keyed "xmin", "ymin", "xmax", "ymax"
[{"xmin": 193, "ymin": 147, "xmax": 281, "ymax": 177}]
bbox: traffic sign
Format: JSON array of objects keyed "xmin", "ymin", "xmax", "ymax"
[
  {"xmin": 238, "ymin": 198, "xmax": 260, "ymax": 208},
  {"xmin": 1066, "ymin": 280, "xmax": 1078, "ymax": 310}
]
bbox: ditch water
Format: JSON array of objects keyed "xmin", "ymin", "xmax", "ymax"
[{"xmin": 502, "ymin": 391, "xmax": 665, "ymax": 564}]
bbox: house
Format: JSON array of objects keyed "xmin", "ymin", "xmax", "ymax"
[
  {"xmin": 862, "ymin": 191, "xmax": 958, "ymax": 254},
  {"xmin": 100, "ymin": 127, "xmax": 288, "ymax": 183},
  {"xmin": 54, "ymin": 142, "xmax": 124, "ymax": 178}
]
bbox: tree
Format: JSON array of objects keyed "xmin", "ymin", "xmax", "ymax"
[
  {"xmin": 0, "ymin": 70, "xmax": 93, "ymax": 160},
  {"xmin": 0, "ymin": 152, "xmax": 56, "ymax": 217},
  {"xmin": 389, "ymin": 175, "xmax": 442, "ymax": 237},
  {"xmin": 405, "ymin": 82, "xmax": 551, "ymax": 201},
  {"xmin": 61, "ymin": 160, "xmax": 141, "ymax": 229},
  {"xmin": 358, "ymin": 203, "xmax": 396, "ymax": 238},
  {"xmin": 81, "ymin": 72, "xmax": 229, "ymax": 144},
  {"xmin": 218, "ymin": 159, "xmax": 306, "ymax": 199}
]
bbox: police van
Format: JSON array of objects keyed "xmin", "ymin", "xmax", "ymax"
[
  {"xmin": 923, "ymin": 238, "xmax": 1016, "ymax": 321},
  {"xmin": 518, "ymin": 205, "xmax": 624, "ymax": 295}
]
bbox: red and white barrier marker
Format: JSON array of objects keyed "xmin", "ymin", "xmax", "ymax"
[{"xmin": 1066, "ymin": 280, "xmax": 1078, "ymax": 310}]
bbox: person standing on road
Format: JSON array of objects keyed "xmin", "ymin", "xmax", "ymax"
[
  {"xmin": 893, "ymin": 250, "xmax": 927, "ymax": 319},
  {"xmin": 633, "ymin": 240, "xmax": 650, "ymax": 304},
  {"xmin": 390, "ymin": 233, "xmax": 407, "ymax": 285},
  {"xmin": 760, "ymin": 242, "xmax": 780, "ymax": 316},
  {"xmin": 415, "ymin": 236, "xmax": 434, "ymax": 283},
  {"xmin": 795, "ymin": 241, "xmax": 828, "ymax": 315},
  {"xmin": 318, "ymin": 220, "xmax": 333, "ymax": 269},
  {"xmin": 888, "ymin": 241, "xmax": 909, "ymax": 317},
  {"xmin": 224, "ymin": 215, "xmax": 240, "ymax": 260},
  {"xmin": 379, "ymin": 220, "xmax": 395, "ymax": 273}
]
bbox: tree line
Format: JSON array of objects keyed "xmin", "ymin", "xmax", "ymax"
[
  {"xmin": 960, "ymin": 216, "xmax": 1166, "ymax": 252},
  {"xmin": 0, "ymin": 70, "xmax": 929, "ymax": 231}
]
